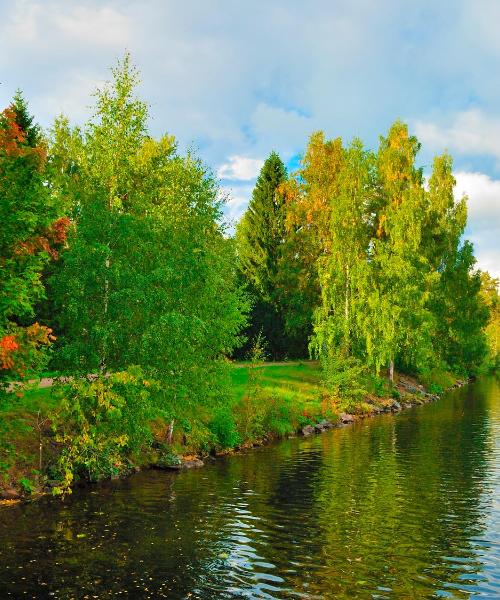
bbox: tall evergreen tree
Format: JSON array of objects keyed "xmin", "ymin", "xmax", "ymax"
[
  {"xmin": 236, "ymin": 152, "xmax": 296, "ymax": 358},
  {"xmin": 237, "ymin": 152, "xmax": 287, "ymax": 300},
  {"xmin": 11, "ymin": 90, "xmax": 41, "ymax": 148}
]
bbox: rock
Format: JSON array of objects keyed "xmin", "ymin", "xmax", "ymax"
[
  {"xmin": 314, "ymin": 420, "xmax": 333, "ymax": 432},
  {"xmin": 0, "ymin": 486, "xmax": 20, "ymax": 500},
  {"xmin": 181, "ymin": 458, "xmax": 204, "ymax": 469},
  {"xmin": 301, "ymin": 425, "xmax": 316, "ymax": 436},
  {"xmin": 391, "ymin": 401, "xmax": 402, "ymax": 412},
  {"xmin": 339, "ymin": 413, "xmax": 354, "ymax": 424}
]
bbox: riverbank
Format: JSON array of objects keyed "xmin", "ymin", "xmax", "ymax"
[{"xmin": 0, "ymin": 362, "xmax": 470, "ymax": 504}]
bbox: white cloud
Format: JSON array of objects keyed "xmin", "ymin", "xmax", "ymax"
[
  {"xmin": 454, "ymin": 171, "xmax": 500, "ymax": 278},
  {"xmin": 220, "ymin": 184, "xmax": 253, "ymax": 228},
  {"xmin": 415, "ymin": 110, "xmax": 500, "ymax": 162},
  {"xmin": 217, "ymin": 156, "xmax": 264, "ymax": 181},
  {"xmin": 1, "ymin": 2, "xmax": 131, "ymax": 48},
  {"xmin": 53, "ymin": 6, "xmax": 131, "ymax": 46}
]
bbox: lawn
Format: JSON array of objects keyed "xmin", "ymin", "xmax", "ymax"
[{"xmin": 230, "ymin": 360, "xmax": 324, "ymax": 403}]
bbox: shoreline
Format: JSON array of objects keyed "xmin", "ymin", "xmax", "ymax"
[{"xmin": 0, "ymin": 373, "xmax": 471, "ymax": 508}]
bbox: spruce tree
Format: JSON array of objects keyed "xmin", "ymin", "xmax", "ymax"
[
  {"xmin": 236, "ymin": 152, "xmax": 291, "ymax": 359},
  {"xmin": 11, "ymin": 90, "xmax": 40, "ymax": 148},
  {"xmin": 237, "ymin": 152, "xmax": 287, "ymax": 300}
]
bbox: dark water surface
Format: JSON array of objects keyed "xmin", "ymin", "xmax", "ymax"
[{"xmin": 0, "ymin": 378, "xmax": 499, "ymax": 599}]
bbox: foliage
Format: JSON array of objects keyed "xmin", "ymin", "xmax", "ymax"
[
  {"xmin": 50, "ymin": 367, "xmax": 157, "ymax": 493},
  {"xmin": 0, "ymin": 94, "xmax": 67, "ymax": 386},
  {"xmin": 281, "ymin": 122, "xmax": 492, "ymax": 382},
  {"xmin": 49, "ymin": 55, "xmax": 248, "ymax": 422},
  {"xmin": 208, "ymin": 407, "xmax": 241, "ymax": 449},
  {"xmin": 479, "ymin": 272, "xmax": 499, "ymax": 373},
  {"xmin": 418, "ymin": 367, "xmax": 456, "ymax": 394},
  {"xmin": 236, "ymin": 152, "xmax": 305, "ymax": 358}
]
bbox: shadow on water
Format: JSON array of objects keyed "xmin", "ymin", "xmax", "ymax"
[{"xmin": 0, "ymin": 378, "xmax": 498, "ymax": 599}]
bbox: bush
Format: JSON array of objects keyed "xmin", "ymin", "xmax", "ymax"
[
  {"xmin": 367, "ymin": 374, "xmax": 388, "ymax": 397},
  {"xmin": 419, "ymin": 366, "xmax": 455, "ymax": 394},
  {"xmin": 50, "ymin": 367, "xmax": 156, "ymax": 494},
  {"xmin": 208, "ymin": 407, "xmax": 241, "ymax": 449},
  {"xmin": 321, "ymin": 351, "xmax": 367, "ymax": 408}
]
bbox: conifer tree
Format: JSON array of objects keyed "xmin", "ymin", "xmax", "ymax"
[
  {"xmin": 237, "ymin": 152, "xmax": 287, "ymax": 300},
  {"xmin": 11, "ymin": 90, "xmax": 41, "ymax": 148},
  {"xmin": 236, "ymin": 152, "xmax": 292, "ymax": 358}
]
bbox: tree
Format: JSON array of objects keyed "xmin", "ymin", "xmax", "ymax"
[
  {"xmin": 359, "ymin": 122, "xmax": 432, "ymax": 380},
  {"xmin": 311, "ymin": 139, "xmax": 376, "ymax": 356},
  {"xmin": 12, "ymin": 89, "xmax": 41, "ymax": 148},
  {"xmin": 0, "ymin": 95, "xmax": 67, "ymax": 386},
  {"xmin": 236, "ymin": 152, "xmax": 294, "ymax": 358},
  {"xmin": 50, "ymin": 55, "xmax": 247, "ymax": 424},
  {"xmin": 480, "ymin": 272, "xmax": 499, "ymax": 372},
  {"xmin": 423, "ymin": 154, "xmax": 488, "ymax": 375},
  {"xmin": 277, "ymin": 132, "xmax": 345, "ymax": 354},
  {"xmin": 430, "ymin": 242, "xmax": 488, "ymax": 374}
]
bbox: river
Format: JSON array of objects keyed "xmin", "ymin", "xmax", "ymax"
[{"xmin": 0, "ymin": 377, "xmax": 498, "ymax": 599}]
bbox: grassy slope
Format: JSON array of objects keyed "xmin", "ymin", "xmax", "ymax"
[{"xmin": 230, "ymin": 361, "xmax": 323, "ymax": 403}]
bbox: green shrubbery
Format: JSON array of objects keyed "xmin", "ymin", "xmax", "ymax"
[
  {"xmin": 418, "ymin": 367, "xmax": 455, "ymax": 395},
  {"xmin": 208, "ymin": 407, "xmax": 241, "ymax": 449},
  {"xmin": 50, "ymin": 367, "xmax": 157, "ymax": 493}
]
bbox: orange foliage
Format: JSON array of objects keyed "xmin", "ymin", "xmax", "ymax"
[
  {"xmin": 0, "ymin": 335, "xmax": 19, "ymax": 369},
  {"xmin": 0, "ymin": 108, "xmax": 25, "ymax": 157},
  {"xmin": 15, "ymin": 217, "xmax": 71, "ymax": 259},
  {"xmin": 0, "ymin": 324, "xmax": 55, "ymax": 373},
  {"xmin": 0, "ymin": 107, "xmax": 46, "ymax": 166}
]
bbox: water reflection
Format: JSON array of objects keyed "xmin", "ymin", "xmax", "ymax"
[{"xmin": 0, "ymin": 378, "xmax": 498, "ymax": 598}]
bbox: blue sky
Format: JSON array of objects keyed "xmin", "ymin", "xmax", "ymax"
[{"xmin": 0, "ymin": 0, "xmax": 498, "ymax": 276}]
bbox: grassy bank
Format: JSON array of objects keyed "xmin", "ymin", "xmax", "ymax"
[{"xmin": 0, "ymin": 361, "xmax": 463, "ymax": 503}]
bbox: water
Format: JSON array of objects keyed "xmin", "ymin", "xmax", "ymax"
[{"xmin": 0, "ymin": 378, "xmax": 498, "ymax": 599}]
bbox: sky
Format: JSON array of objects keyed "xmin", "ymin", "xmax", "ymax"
[{"xmin": 0, "ymin": 0, "xmax": 499, "ymax": 277}]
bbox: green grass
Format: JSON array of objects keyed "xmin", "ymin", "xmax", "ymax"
[
  {"xmin": 230, "ymin": 361, "xmax": 323, "ymax": 403},
  {"xmin": 1, "ymin": 362, "xmax": 328, "ymax": 495}
]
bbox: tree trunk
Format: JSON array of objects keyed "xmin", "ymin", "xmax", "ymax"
[
  {"xmin": 101, "ymin": 255, "xmax": 110, "ymax": 372},
  {"xmin": 388, "ymin": 359, "xmax": 394, "ymax": 383},
  {"xmin": 167, "ymin": 419, "xmax": 175, "ymax": 445},
  {"xmin": 344, "ymin": 264, "xmax": 350, "ymax": 350}
]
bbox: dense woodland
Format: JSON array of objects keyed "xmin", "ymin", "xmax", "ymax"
[{"xmin": 1, "ymin": 58, "xmax": 498, "ymax": 495}]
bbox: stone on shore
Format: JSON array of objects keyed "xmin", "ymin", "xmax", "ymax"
[
  {"xmin": 181, "ymin": 458, "xmax": 204, "ymax": 469},
  {"xmin": 301, "ymin": 425, "xmax": 316, "ymax": 436},
  {"xmin": 0, "ymin": 486, "xmax": 20, "ymax": 500}
]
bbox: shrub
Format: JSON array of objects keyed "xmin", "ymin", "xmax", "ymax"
[
  {"xmin": 50, "ymin": 367, "xmax": 156, "ymax": 494},
  {"xmin": 419, "ymin": 366, "xmax": 455, "ymax": 394},
  {"xmin": 208, "ymin": 407, "xmax": 240, "ymax": 449}
]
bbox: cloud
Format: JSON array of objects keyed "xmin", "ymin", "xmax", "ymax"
[
  {"xmin": 220, "ymin": 184, "xmax": 254, "ymax": 228},
  {"xmin": 1, "ymin": 0, "xmax": 500, "ymax": 248},
  {"xmin": 454, "ymin": 171, "xmax": 500, "ymax": 278},
  {"xmin": 217, "ymin": 156, "xmax": 264, "ymax": 181},
  {"xmin": 415, "ymin": 110, "xmax": 500, "ymax": 163}
]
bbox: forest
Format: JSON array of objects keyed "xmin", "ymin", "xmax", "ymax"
[{"xmin": 1, "ymin": 57, "xmax": 498, "ymax": 498}]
